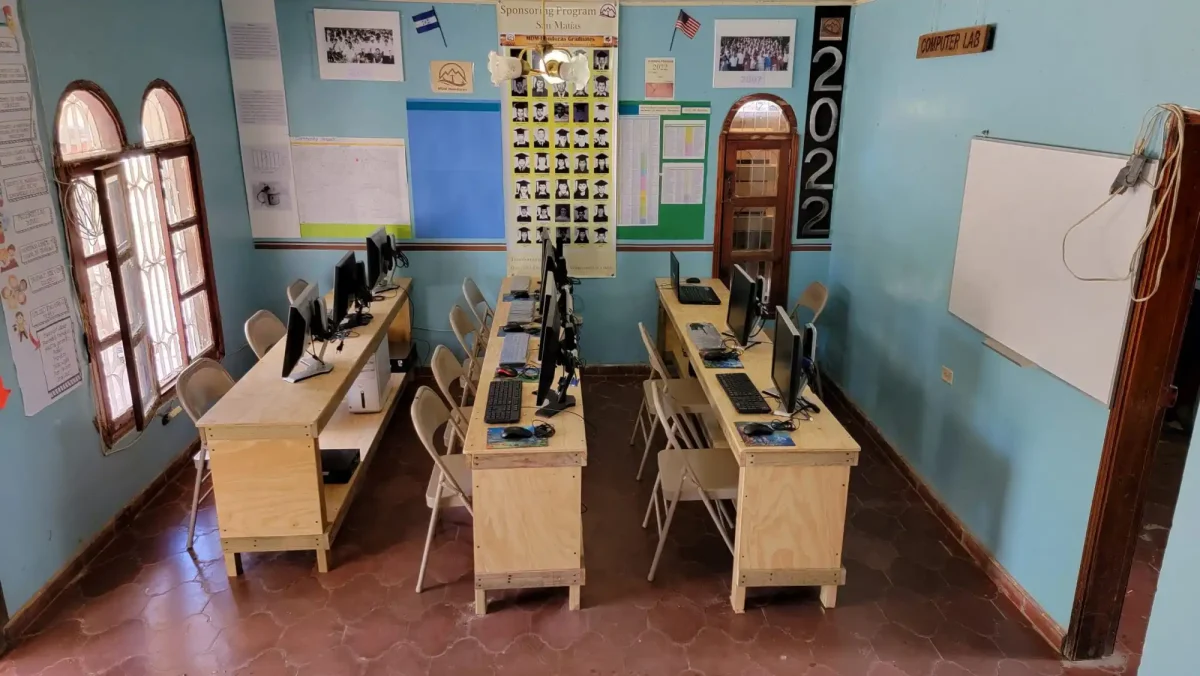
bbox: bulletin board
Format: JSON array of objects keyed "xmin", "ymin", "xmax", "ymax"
[{"xmin": 616, "ymin": 100, "xmax": 710, "ymax": 241}]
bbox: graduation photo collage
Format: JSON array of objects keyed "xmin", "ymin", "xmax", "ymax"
[{"xmin": 511, "ymin": 48, "xmax": 612, "ymax": 247}]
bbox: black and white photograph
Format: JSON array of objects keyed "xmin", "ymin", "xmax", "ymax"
[
  {"xmin": 593, "ymin": 50, "xmax": 610, "ymax": 71},
  {"xmin": 713, "ymin": 19, "xmax": 796, "ymax": 88},
  {"xmin": 512, "ymin": 102, "xmax": 528, "ymax": 122},
  {"xmin": 515, "ymin": 179, "xmax": 531, "ymax": 199},
  {"xmin": 574, "ymin": 153, "xmax": 589, "ymax": 174},
  {"xmin": 531, "ymin": 77, "xmax": 548, "ymax": 97},
  {"xmin": 595, "ymin": 227, "xmax": 609, "ymax": 243},
  {"xmin": 513, "ymin": 127, "xmax": 529, "ymax": 148},
  {"xmin": 535, "ymin": 180, "xmax": 550, "ymax": 199},
  {"xmin": 532, "ymin": 102, "xmax": 549, "ymax": 123},
  {"xmin": 315, "ymin": 9, "xmax": 404, "ymax": 82},
  {"xmin": 574, "ymin": 179, "xmax": 589, "ymax": 199},
  {"xmin": 517, "ymin": 226, "xmax": 532, "ymax": 243},
  {"xmin": 555, "ymin": 129, "xmax": 570, "ymax": 148},
  {"xmin": 594, "ymin": 75, "xmax": 610, "ymax": 97},
  {"xmin": 595, "ymin": 153, "xmax": 609, "ymax": 173},
  {"xmin": 574, "ymin": 129, "xmax": 589, "ymax": 148},
  {"xmin": 555, "ymin": 153, "xmax": 570, "ymax": 173},
  {"xmin": 594, "ymin": 103, "xmax": 610, "ymax": 123},
  {"xmin": 574, "ymin": 206, "xmax": 589, "ymax": 224},
  {"xmin": 555, "ymin": 205, "xmax": 571, "ymax": 223},
  {"xmin": 574, "ymin": 226, "xmax": 590, "ymax": 243},
  {"xmin": 594, "ymin": 128, "xmax": 609, "ymax": 148},
  {"xmin": 572, "ymin": 81, "xmax": 588, "ymax": 97},
  {"xmin": 557, "ymin": 226, "xmax": 571, "ymax": 244},
  {"xmin": 536, "ymin": 205, "xmax": 550, "ymax": 222},
  {"xmin": 537, "ymin": 225, "xmax": 550, "ymax": 241},
  {"xmin": 511, "ymin": 77, "xmax": 528, "ymax": 97},
  {"xmin": 593, "ymin": 204, "xmax": 609, "ymax": 223},
  {"xmin": 573, "ymin": 102, "xmax": 589, "ymax": 123},
  {"xmin": 553, "ymin": 81, "xmax": 569, "ymax": 97},
  {"xmin": 556, "ymin": 179, "xmax": 571, "ymax": 198},
  {"xmin": 534, "ymin": 152, "xmax": 549, "ymax": 173},
  {"xmin": 594, "ymin": 179, "xmax": 609, "ymax": 199},
  {"xmin": 516, "ymin": 205, "xmax": 532, "ymax": 223},
  {"xmin": 533, "ymin": 128, "xmax": 550, "ymax": 148},
  {"xmin": 554, "ymin": 103, "xmax": 570, "ymax": 123},
  {"xmin": 514, "ymin": 153, "xmax": 530, "ymax": 173}
]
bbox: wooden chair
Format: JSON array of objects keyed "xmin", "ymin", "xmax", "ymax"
[
  {"xmin": 790, "ymin": 281, "xmax": 829, "ymax": 325},
  {"xmin": 462, "ymin": 277, "xmax": 494, "ymax": 337},
  {"xmin": 176, "ymin": 358, "xmax": 236, "ymax": 550},
  {"xmin": 449, "ymin": 304, "xmax": 484, "ymax": 384},
  {"xmin": 632, "ymin": 322, "xmax": 719, "ymax": 480},
  {"xmin": 286, "ymin": 279, "xmax": 309, "ymax": 305},
  {"xmin": 245, "ymin": 309, "xmax": 286, "ymax": 360},
  {"xmin": 431, "ymin": 344, "xmax": 476, "ymax": 454},
  {"xmin": 411, "ymin": 386, "xmax": 473, "ymax": 592},
  {"xmin": 642, "ymin": 385, "xmax": 739, "ymax": 582}
]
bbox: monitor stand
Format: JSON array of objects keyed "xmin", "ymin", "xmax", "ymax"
[
  {"xmin": 536, "ymin": 391, "xmax": 576, "ymax": 417},
  {"xmin": 285, "ymin": 338, "xmax": 334, "ymax": 383},
  {"xmin": 764, "ymin": 387, "xmax": 816, "ymax": 418},
  {"xmin": 374, "ymin": 267, "xmax": 399, "ymax": 293}
]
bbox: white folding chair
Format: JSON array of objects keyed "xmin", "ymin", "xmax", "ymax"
[
  {"xmin": 449, "ymin": 304, "xmax": 484, "ymax": 384},
  {"xmin": 463, "ymin": 277, "xmax": 494, "ymax": 336},
  {"xmin": 790, "ymin": 281, "xmax": 828, "ymax": 325},
  {"xmin": 411, "ymin": 386, "xmax": 473, "ymax": 592},
  {"xmin": 176, "ymin": 358, "xmax": 236, "ymax": 550},
  {"xmin": 245, "ymin": 309, "xmax": 286, "ymax": 360},
  {"xmin": 286, "ymin": 279, "xmax": 310, "ymax": 305},
  {"xmin": 431, "ymin": 344, "xmax": 476, "ymax": 454},
  {"xmin": 642, "ymin": 386, "xmax": 740, "ymax": 582}
]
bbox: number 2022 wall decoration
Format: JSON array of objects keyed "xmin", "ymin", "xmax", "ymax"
[{"xmin": 796, "ymin": 6, "xmax": 850, "ymax": 239}]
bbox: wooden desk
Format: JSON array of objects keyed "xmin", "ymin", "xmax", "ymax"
[
  {"xmin": 655, "ymin": 278, "xmax": 859, "ymax": 612},
  {"xmin": 197, "ymin": 281, "xmax": 414, "ymax": 576},
  {"xmin": 464, "ymin": 278, "xmax": 586, "ymax": 615}
]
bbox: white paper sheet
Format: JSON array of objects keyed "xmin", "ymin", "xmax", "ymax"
[
  {"xmin": 661, "ymin": 163, "xmax": 705, "ymax": 205},
  {"xmin": 617, "ymin": 116, "xmax": 660, "ymax": 226},
  {"xmin": 291, "ymin": 137, "xmax": 411, "ymax": 231},
  {"xmin": 663, "ymin": 120, "xmax": 707, "ymax": 160},
  {"xmin": 0, "ymin": 3, "xmax": 84, "ymax": 415},
  {"xmin": 315, "ymin": 9, "xmax": 404, "ymax": 82}
]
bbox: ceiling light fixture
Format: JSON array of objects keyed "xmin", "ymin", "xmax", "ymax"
[{"xmin": 488, "ymin": 0, "xmax": 592, "ymax": 89}]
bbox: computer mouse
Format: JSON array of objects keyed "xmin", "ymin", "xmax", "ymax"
[
  {"xmin": 689, "ymin": 322, "xmax": 705, "ymax": 330},
  {"xmin": 686, "ymin": 277, "xmax": 702, "ymax": 284},
  {"xmin": 512, "ymin": 290, "xmax": 530, "ymax": 299},
  {"xmin": 501, "ymin": 426, "xmax": 533, "ymax": 440},
  {"xmin": 496, "ymin": 367, "xmax": 518, "ymax": 378},
  {"xmin": 701, "ymin": 349, "xmax": 736, "ymax": 361},
  {"xmin": 503, "ymin": 322, "xmax": 525, "ymax": 333},
  {"xmin": 743, "ymin": 423, "xmax": 775, "ymax": 437},
  {"xmin": 525, "ymin": 326, "xmax": 541, "ymax": 335},
  {"xmin": 532, "ymin": 423, "xmax": 556, "ymax": 438}
]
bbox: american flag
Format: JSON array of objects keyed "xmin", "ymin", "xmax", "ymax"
[{"xmin": 675, "ymin": 10, "xmax": 700, "ymax": 39}]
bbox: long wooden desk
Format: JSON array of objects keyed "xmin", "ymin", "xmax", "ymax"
[
  {"xmin": 463, "ymin": 277, "xmax": 586, "ymax": 615},
  {"xmin": 197, "ymin": 281, "xmax": 413, "ymax": 576},
  {"xmin": 655, "ymin": 278, "xmax": 860, "ymax": 612}
]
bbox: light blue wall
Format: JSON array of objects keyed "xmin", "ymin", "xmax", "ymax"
[
  {"xmin": 827, "ymin": 0, "xmax": 1200, "ymax": 627},
  {"xmin": 0, "ymin": 0, "xmax": 260, "ymax": 612},
  {"xmin": 264, "ymin": 0, "xmax": 830, "ymax": 363}
]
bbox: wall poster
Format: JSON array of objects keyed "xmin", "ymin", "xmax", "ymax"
[
  {"xmin": 499, "ymin": 0, "xmax": 618, "ymax": 278},
  {"xmin": 796, "ymin": 6, "xmax": 851, "ymax": 238},
  {"xmin": 0, "ymin": 2, "xmax": 84, "ymax": 415}
]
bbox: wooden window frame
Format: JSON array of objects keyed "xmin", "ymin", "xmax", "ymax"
[{"xmin": 53, "ymin": 80, "xmax": 223, "ymax": 446}]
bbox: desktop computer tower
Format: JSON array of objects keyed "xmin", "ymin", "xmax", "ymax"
[{"xmin": 347, "ymin": 339, "xmax": 390, "ymax": 413}]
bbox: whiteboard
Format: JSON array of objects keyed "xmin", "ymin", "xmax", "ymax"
[{"xmin": 948, "ymin": 138, "xmax": 1157, "ymax": 405}]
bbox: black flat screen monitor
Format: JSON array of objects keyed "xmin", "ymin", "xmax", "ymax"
[
  {"xmin": 539, "ymin": 237, "xmax": 554, "ymax": 290},
  {"xmin": 538, "ymin": 280, "xmax": 560, "ymax": 362},
  {"xmin": 365, "ymin": 228, "xmax": 388, "ymax": 289},
  {"xmin": 771, "ymin": 307, "xmax": 805, "ymax": 414},
  {"xmin": 670, "ymin": 251, "xmax": 681, "ymax": 294},
  {"xmin": 537, "ymin": 284, "xmax": 562, "ymax": 403},
  {"xmin": 726, "ymin": 264, "xmax": 757, "ymax": 347},
  {"xmin": 331, "ymin": 252, "xmax": 357, "ymax": 327},
  {"xmin": 282, "ymin": 283, "xmax": 316, "ymax": 378},
  {"xmin": 540, "ymin": 256, "xmax": 558, "ymax": 321}
]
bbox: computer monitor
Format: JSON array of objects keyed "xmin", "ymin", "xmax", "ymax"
[
  {"xmin": 538, "ymin": 280, "xmax": 560, "ymax": 361},
  {"xmin": 365, "ymin": 228, "xmax": 389, "ymax": 290},
  {"xmin": 536, "ymin": 286, "xmax": 576, "ymax": 416},
  {"xmin": 539, "ymin": 237, "xmax": 554, "ymax": 290},
  {"xmin": 771, "ymin": 307, "xmax": 806, "ymax": 415},
  {"xmin": 281, "ymin": 283, "xmax": 334, "ymax": 383},
  {"xmin": 726, "ymin": 264, "xmax": 758, "ymax": 347},
  {"xmin": 540, "ymin": 256, "xmax": 558, "ymax": 321},
  {"xmin": 670, "ymin": 251, "xmax": 681, "ymax": 293},
  {"xmin": 756, "ymin": 275, "xmax": 768, "ymax": 315},
  {"xmin": 802, "ymin": 322, "xmax": 818, "ymax": 365},
  {"xmin": 331, "ymin": 252, "xmax": 358, "ymax": 328}
]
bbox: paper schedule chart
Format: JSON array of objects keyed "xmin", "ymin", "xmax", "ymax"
[{"xmin": 617, "ymin": 115, "xmax": 660, "ymax": 226}]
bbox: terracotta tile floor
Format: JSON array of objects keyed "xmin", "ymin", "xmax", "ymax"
[{"xmin": 0, "ymin": 377, "xmax": 1138, "ymax": 676}]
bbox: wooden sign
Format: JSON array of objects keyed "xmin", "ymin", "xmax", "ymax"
[{"xmin": 916, "ymin": 24, "xmax": 995, "ymax": 59}]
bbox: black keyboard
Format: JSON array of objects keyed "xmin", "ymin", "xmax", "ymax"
[
  {"xmin": 716, "ymin": 373, "xmax": 772, "ymax": 414},
  {"xmin": 678, "ymin": 284, "xmax": 720, "ymax": 305},
  {"xmin": 484, "ymin": 379, "xmax": 523, "ymax": 424}
]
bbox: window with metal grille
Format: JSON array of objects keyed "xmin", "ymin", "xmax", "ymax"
[{"xmin": 54, "ymin": 81, "xmax": 222, "ymax": 446}]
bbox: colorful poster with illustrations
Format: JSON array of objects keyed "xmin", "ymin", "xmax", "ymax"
[
  {"xmin": 0, "ymin": 2, "xmax": 84, "ymax": 415},
  {"xmin": 499, "ymin": 0, "xmax": 618, "ymax": 278}
]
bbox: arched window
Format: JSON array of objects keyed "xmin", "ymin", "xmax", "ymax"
[
  {"xmin": 728, "ymin": 99, "xmax": 791, "ymax": 134},
  {"xmin": 55, "ymin": 80, "xmax": 221, "ymax": 446}
]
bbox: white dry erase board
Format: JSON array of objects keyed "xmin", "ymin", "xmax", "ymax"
[{"xmin": 948, "ymin": 137, "xmax": 1158, "ymax": 405}]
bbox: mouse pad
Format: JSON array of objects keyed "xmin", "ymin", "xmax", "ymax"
[
  {"xmin": 486, "ymin": 426, "xmax": 550, "ymax": 449},
  {"xmin": 703, "ymin": 356, "xmax": 744, "ymax": 369},
  {"xmin": 735, "ymin": 422, "xmax": 796, "ymax": 447}
]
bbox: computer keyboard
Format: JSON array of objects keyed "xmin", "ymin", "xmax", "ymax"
[
  {"xmin": 509, "ymin": 300, "xmax": 535, "ymax": 324},
  {"xmin": 716, "ymin": 373, "xmax": 772, "ymax": 414},
  {"xmin": 484, "ymin": 379, "xmax": 523, "ymax": 424},
  {"xmin": 679, "ymin": 284, "xmax": 720, "ymax": 305},
  {"xmin": 688, "ymin": 322, "xmax": 724, "ymax": 351},
  {"xmin": 511, "ymin": 276, "xmax": 531, "ymax": 292},
  {"xmin": 499, "ymin": 332, "xmax": 531, "ymax": 366}
]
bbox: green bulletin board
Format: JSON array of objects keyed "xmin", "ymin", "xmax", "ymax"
[{"xmin": 616, "ymin": 100, "xmax": 711, "ymax": 240}]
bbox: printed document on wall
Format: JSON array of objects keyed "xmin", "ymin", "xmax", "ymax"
[
  {"xmin": 291, "ymin": 137, "xmax": 413, "ymax": 239},
  {"xmin": 0, "ymin": 2, "xmax": 84, "ymax": 415},
  {"xmin": 663, "ymin": 120, "xmax": 706, "ymax": 160},
  {"xmin": 617, "ymin": 115, "xmax": 660, "ymax": 226},
  {"xmin": 661, "ymin": 163, "xmax": 704, "ymax": 205}
]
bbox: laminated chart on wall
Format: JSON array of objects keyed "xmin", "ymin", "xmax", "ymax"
[
  {"xmin": 616, "ymin": 101, "xmax": 711, "ymax": 240},
  {"xmin": 291, "ymin": 137, "xmax": 413, "ymax": 240},
  {"xmin": 223, "ymin": 0, "xmax": 300, "ymax": 240},
  {"xmin": 499, "ymin": 0, "xmax": 619, "ymax": 278},
  {"xmin": 0, "ymin": 2, "xmax": 84, "ymax": 415}
]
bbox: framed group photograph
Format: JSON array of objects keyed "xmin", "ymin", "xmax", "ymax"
[
  {"xmin": 314, "ymin": 9, "xmax": 404, "ymax": 82},
  {"xmin": 712, "ymin": 19, "xmax": 796, "ymax": 89}
]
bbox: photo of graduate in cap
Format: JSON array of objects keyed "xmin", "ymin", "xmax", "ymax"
[
  {"xmin": 594, "ymin": 179, "xmax": 609, "ymax": 199},
  {"xmin": 557, "ymin": 226, "xmax": 571, "ymax": 244},
  {"xmin": 553, "ymin": 102, "xmax": 569, "ymax": 123},
  {"xmin": 595, "ymin": 153, "xmax": 609, "ymax": 173},
  {"xmin": 593, "ymin": 103, "xmax": 609, "ymax": 122},
  {"xmin": 516, "ymin": 206, "xmax": 532, "ymax": 223},
  {"xmin": 533, "ymin": 128, "xmax": 549, "ymax": 148},
  {"xmin": 535, "ymin": 180, "xmax": 550, "ymax": 199},
  {"xmin": 574, "ymin": 226, "xmax": 590, "ymax": 243},
  {"xmin": 594, "ymin": 128, "xmax": 609, "ymax": 148},
  {"xmin": 532, "ymin": 102, "xmax": 548, "ymax": 122},
  {"xmin": 572, "ymin": 80, "xmax": 588, "ymax": 97},
  {"xmin": 517, "ymin": 226, "xmax": 531, "ymax": 243},
  {"xmin": 593, "ymin": 204, "xmax": 609, "ymax": 223},
  {"xmin": 574, "ymin": 205, "xmax": 589, "ymax": 223},
  {"xmin": 514, "ymin": 153, "xmax": 530, "ymax": 173},
  {"xmin": 534, "ymin": 152, "xmax": 549, "ymax": 173},
  {"xmin": 511, "ymin": 77, "xmax": 527, "ymax": 97},
  {"xmin": 512, "ymin": 102, "xmax": 528, "ymax": 122},
  {"xmin": 514, "ymin": 179, "xmax": 531, "ymax": 199},
  {"xmin": 513, "ymin": 127, "xmax": 529, "ymax": 148},
  {"xmin": 574, "ymin": 179, "xmax": 589, "ymax": 199},
  {"xmin": 594, "ymin": 75, "xmax": 610, "ymax": 97},
  {"xmin": 555, "ymin": 179, "xmax": 571, "ymax": 198},
  {"xmin": 536, "ymin": 205, "xmax": 550, "ymax": 222},
  {"xmin": 594, "ymin": 50, "xmax": 610, "ymax": 71},
  {"xmin": 555, "ymin": 128, "xmax": 569, "ymax": 148},
  {"xmin": 574, "ymin": 153, "xmax": 589, "ymax": 173},
  {"xmin": 555, "ymin": 153, "xmax": 570, "ymax": 174},
  {"xmin": 531, "ymin": 77, "xmax": 548, "ymax": 97},
  {"xmin": 555, "ymin": 205, "xmax": 570, "ymax": 222},
  {"xmin": 573, "ymin": 102, "xmax": 589, "ymax": 123},
  {"xmin": 595, "ymin": 226, "xmax": 609, "ymax": 243},
  {"xmin": 574, "ymin": 128, "xmax": 589, "ymax": 148},
  {"xmin": 536, "ymin": 225, "xmax": 550, "ymax": 242},
  {"xmin": 553, "ymin": 81, "xmax": 569, "ymax": 97}
]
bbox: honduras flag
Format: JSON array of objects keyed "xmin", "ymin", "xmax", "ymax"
[{"xmin": 412, "ymin": 8, "xmax": 440, "ymax": 33}]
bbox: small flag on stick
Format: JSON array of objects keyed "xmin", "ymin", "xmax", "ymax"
[
  {"xmin": 413, "ymin": 7, "xmax": 447, "ymax": 48},
  {"xmin": 670, "ymin": 10, "xmax": 700, "ymax": 50}
]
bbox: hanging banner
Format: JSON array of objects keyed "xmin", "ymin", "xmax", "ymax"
[
  {"xmin": 500, "ymin": 0, "xmax": 618, "ymax": 278},
  {"xmin": 0, "ymin": 2, "xmax": 85, "ymax": 415}
]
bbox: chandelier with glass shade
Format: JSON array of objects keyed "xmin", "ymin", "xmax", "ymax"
[{"xmin": 487, "ymin": 0, "xmax": 592, "ymax": 89}]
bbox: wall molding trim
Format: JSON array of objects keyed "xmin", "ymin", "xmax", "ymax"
[
  {"xmin": 820, "ymin": 376, "xmax": 1067, "ymax": 654},
  {"xmin": 253, "ymin": 241, "xmax": 717, "ymax": 252},
  {"xmin": 2, "ymin": 439, "xmax": 200, "ymax": 644},
  {"xmin": 395, "ymin": 0, "xmax": 868, "ymax": 5}
]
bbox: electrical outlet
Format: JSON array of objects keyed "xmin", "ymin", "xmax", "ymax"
[{"xmin": 941, "ymin": 366, "xmax": 954, "ymax": 385}]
